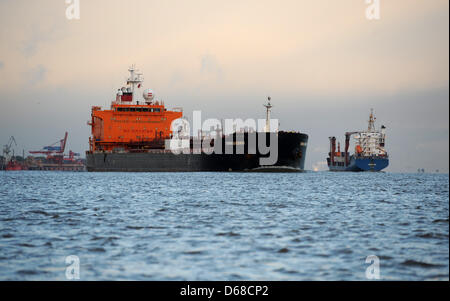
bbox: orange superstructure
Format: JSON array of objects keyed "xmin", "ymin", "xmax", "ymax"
[{"xmin": 89, "ymin": 66, "xmax": 183, "ymax": 152}]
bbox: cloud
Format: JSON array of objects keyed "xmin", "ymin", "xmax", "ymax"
[
  {"xmin": 0, "ymin": 0, "xmax": 447, "ymax": 172},
  {"xmin": 26, "ymin": 65, "xmax": 47, "ymax": 85},
  {"xmin": 200, "ymin": 54, "xmax": 223, "ymax": 79},
  {"xmin": 22, "ymin": 24, "xmax": 67, "ymax": 57}
]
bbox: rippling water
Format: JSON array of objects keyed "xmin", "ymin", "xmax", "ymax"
[{"xmin": 0, "ymin": 171, "xmax": 448, "ymax": 280}]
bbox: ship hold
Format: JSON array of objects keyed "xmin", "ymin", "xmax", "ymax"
[{"xmin": 327, "ymin": 109, "xmax": 389, "ymax": 172}]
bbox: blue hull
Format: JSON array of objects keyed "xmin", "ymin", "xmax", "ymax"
[
  {"xmin": 328, "ymin": 156, "xmax": 389, "ymax": 172},
  {"xmin": 354, "ymin": 157, "xmax": 389, "ymax": 171}
]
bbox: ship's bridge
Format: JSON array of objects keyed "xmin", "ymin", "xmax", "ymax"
[{"xmin": 113, "ymin": 104, "xmax": 165, "ymax": 113}]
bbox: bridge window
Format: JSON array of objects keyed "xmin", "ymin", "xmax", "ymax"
[{"xmin": 116, "ymin": 107, "xmax": 159, "ymax": 113}]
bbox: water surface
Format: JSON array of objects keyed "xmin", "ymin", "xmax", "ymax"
[{"xmin": 0, "ymin": 171, "xmax": 448, "ymax": 280}]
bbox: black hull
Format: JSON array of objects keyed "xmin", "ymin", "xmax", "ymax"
[{"xmin": 86, "ymin": 132, "xmax": 308, "ymax": 172}]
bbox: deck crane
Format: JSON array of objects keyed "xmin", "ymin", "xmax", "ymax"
[{"xmin": 344, "ymin": 131, "xmax": 359, "ymax": 166}]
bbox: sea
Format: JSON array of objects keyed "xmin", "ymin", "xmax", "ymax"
[{"xmin": 0, "ymin": 171, "xmax": 448, "ymax": 280}]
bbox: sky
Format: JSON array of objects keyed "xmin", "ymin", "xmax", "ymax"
[{"xmin": 0, "ymin": 0, "xmax": 448, "ymax": 172}]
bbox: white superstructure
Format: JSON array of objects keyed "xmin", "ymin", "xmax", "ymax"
[{"xmin": 353, "ymin": 109, "xmax": 387, "ymax": 157}]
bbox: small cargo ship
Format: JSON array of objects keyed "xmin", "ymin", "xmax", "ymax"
[
  {"xmin": 5, "ymin": 159, "xmax": 27, "ymax": 171},
  {"xmin": 327, "ymin": 109, "xmax": 389, "ymax": 172},
  {"xmin": 2, "ymin": 136, "xmax": 28, "ymax": 171},
  {"xmin": 86, "ymin": 66, "xmax": 308, "ymax": 172}
]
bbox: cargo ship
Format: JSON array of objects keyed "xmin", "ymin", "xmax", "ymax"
[
  {"xmin": 86, "ymin": 66, "xmax": 308, "ymax": 172},
  {"xmin": 327, "ymin": 109, "xmax": 389, "ymax": 172}
]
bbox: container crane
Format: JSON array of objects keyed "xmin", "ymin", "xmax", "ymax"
[
  {"xmin": 64, "ymin": 150, "xmax": 81, "ymax": 163},
  {"xmin": 29, "ymin": 132, "xmax": 68, "ymax": 164}
]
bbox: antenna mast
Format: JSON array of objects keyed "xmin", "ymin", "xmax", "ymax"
[
  {"xmin": 127, "ymin": 65, "xmax": 143, "ymax": 103},
  {"xmin": 264, "ymin": 96, "xmax": 273, "ymax": 132},
  {"xmin": 368, "ymin": 108, "xmax": 376, "ymax": 131}
]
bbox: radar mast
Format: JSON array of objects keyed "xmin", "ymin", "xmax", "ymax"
[
  {"xmin": 127, "ymin": 65, "xmax": 143, "ymax": 103},
  {"xmin": 264, "ymin": 96, "xmax": 273, "ymax": 132},
  {"xmin": 368, "ymin": 108, "xmax": 376, "ymax": 132}
]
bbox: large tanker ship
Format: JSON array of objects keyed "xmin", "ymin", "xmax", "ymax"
[
  {"xmin": 86, "ymin": 66, "xmax": 308, "ymax": 172},
  {"xmin": 327, "ymin": 110, "xmax": 389, "ymax": 172}
]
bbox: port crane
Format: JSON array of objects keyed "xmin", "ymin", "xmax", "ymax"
[
  {"xmin": 65, "ymin": 150, "xmax": 81, "ymax": 163},
  {"xmin": 29, "ymin": 132, "xmax": 82, "ymax": 165},
  {"xmin": 2, "ymin": 136, "xmax": 17, "ymax": 162},
  {"xmin": 29, "ymin": 132, "xmax": 68, "ymax": 164}
]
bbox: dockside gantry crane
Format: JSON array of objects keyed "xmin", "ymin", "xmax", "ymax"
[{"xmin": 29, "ymin": 132, "xmax": 68, "ymax": 164}]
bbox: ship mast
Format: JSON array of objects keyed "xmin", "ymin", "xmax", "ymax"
[
  {"xmin": 127, "ymin": 65, "xmax": 143, "ymax": 103},
  {"xmin": 368, "ymin": 108, "xmax": 376, "ymax": 132},
  {"xmin": 264, "ymin": 96, "xmax": 273, "ymax": 132}
]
